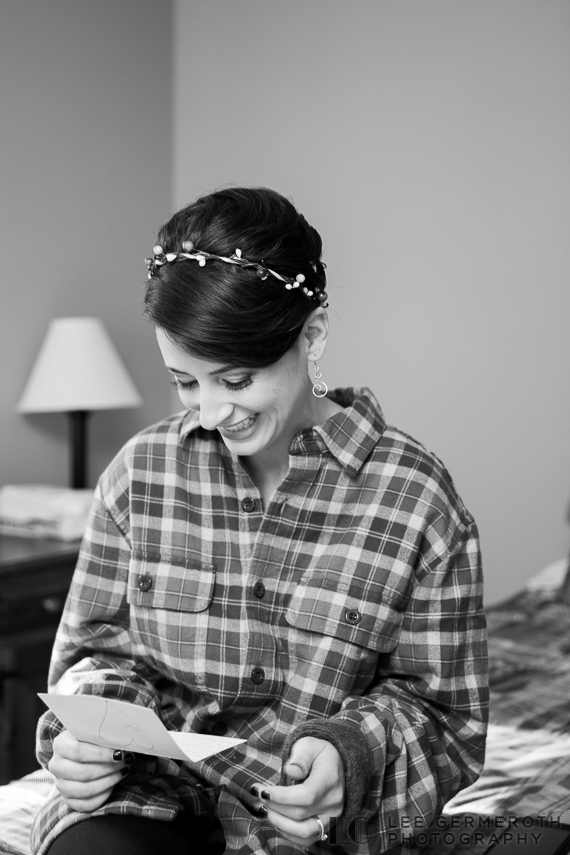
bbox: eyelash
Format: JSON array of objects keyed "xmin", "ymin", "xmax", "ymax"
[{"xmin": 169, "ymin": 376, "xmax": 253, "ymax": 392}]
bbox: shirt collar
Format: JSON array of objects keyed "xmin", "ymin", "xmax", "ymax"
[
  {"xmin": 179, "ymin": 386, "xmax": 386, "ymax": 478},
  {"xmin": 292, "ymin": 387, "xmax": 386, "ymax": 477}
]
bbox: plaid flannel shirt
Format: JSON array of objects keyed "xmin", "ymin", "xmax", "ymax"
[{"xmin": 32, "ymin": 387, "xmax": 488, "ymax": 855}]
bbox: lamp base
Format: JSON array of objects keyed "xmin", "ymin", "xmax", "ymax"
[{"xmin": 68, "ymin": 410, "xmax": 90, "ymax": 489}]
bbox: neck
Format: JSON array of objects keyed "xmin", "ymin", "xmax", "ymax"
[{"xmin": 239, "ymin": 393, "xmax": 345, "ymax": 492}]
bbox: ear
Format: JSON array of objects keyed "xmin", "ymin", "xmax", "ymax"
[{"xmin": 300, "ymin": 308, "xmax": 330, "ymax": 364}]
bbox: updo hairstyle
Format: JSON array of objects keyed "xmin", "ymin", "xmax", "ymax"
[{"xmin": 143, "ymin": 187, "xmax": 327, "ymax": 368}]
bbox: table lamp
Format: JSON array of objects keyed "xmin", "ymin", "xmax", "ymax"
[{"xmin": 17, "ymin": 317, "xmax": 143, "ymax": 488}]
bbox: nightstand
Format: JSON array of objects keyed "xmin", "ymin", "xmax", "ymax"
[{"xmin": 0, "ymin": 534, "xmax": 79, "ymax": 784}]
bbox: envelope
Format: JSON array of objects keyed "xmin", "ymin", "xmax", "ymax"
[{"xmin": 38, "ymin": 693, "xmax": 246, "ymax": 763}]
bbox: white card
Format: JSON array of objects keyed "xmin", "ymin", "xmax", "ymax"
[{"xmin": 38, "ymin": 693, "xmax": 245, "ymax": 763}]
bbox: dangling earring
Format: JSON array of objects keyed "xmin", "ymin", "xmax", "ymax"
[{"xmin": 312, "ymin": 360, "xmax": 328, "ymax": 398}]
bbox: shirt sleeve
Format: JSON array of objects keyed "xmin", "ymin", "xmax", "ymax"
[
  {"xmin": 36, "ymin": 475, "xmax": 162, "ymax": 770},
  {"xmin": 282, "ymin": 517, "xmax": 489, "ymax": 850}
]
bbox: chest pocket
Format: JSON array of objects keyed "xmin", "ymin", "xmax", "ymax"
[
  {"xmin": 127, "ymin": 548, "xmax": 216, "ymax": 612},
  {"xmin": 285, "ymin": 572, "xmax": 404, "ymax": 653}
]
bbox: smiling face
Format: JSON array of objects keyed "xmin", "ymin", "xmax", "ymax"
[{"xmin": 155, "ymin": 324, "xmax": 329, "ymax": 471}]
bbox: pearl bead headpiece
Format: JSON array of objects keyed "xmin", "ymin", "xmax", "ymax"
[{"xmin": 145, "ymin": 242, "xmax": 328, "ymax": 306}]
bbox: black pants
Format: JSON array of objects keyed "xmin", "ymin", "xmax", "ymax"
[{"xmin": 47, "ymin": 811, "xmax": 225, "ymax": 855}]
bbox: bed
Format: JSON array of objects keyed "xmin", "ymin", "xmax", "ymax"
[
  {"xmin": 2, "ymin": 558, "xmax": 570, "ymax": 855},
  {"xmin": 423, "ymin": 557, "xmax": 570, "ymax": 853}
]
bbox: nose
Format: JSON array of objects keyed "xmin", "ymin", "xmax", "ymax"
[{"xmin": 197, "ymin": 387, "xmax": 233, "ymax": 431}]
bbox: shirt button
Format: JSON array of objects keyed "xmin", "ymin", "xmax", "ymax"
[
  {"xmin": 138, "ymin": 574, "xmax": 152, "ymax": 592},
  {"xmin": 250, "ymin": 667, "xmax": 265, "ymax": 685},
  {"xmin": 241, "ymin": 496, "xmax": 256, "ymax": 512},
  {"xmin": 345, "ymin": 608, "xmax": 361, "ymax": 625},
  {"xmin": 253, "ymin": 581, "xmax": 266, "ymax": 599},
  {"xmin": 211, "ymin": 722, "xmax": 228, "ymax": 736}
]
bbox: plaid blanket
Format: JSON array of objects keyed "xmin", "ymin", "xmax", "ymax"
[{"xmin": 418, "ymin": 564, "xmax": 570, "ymax": 854}]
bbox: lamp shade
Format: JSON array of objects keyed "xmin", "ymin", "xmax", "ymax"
[{"xmin": 17, "ymin": 317, "xmax": 143, "ymax": 413}]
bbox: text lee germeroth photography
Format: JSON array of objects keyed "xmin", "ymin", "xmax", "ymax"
[{"xmin": 325, "ymin": 813, "xmax": 570, "ymax": 852}]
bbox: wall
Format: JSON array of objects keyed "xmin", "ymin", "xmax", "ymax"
[
  {"xmin": 173, "ymin": 0, "xmax": 570, "ymax": 604},
  {"xmin": 0, "ymin": 0, "xmax": 174, "ymax": 489}
]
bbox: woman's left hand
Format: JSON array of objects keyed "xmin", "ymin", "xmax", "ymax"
[{"xmin": 251, "ymin": 736, "xmax": 345, "ymax": 847}]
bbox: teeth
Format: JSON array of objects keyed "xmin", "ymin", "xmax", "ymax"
[{"xmin": 222, "ymin": 414, "xmax": 257, "ymax": 432}]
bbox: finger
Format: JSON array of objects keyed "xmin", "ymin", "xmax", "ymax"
[
  {"xmin": 282, "ymin": 759, "xmax": 308, "ymax": 783},
  {"xmin": 251, "ymin": 774, "xmax": 343, "ymax": 822},
  {"xmin": 55, "ymin": 731, "xmax": 128, "ymax": 765},
  {"xmin": 50, "ymin": 756, "xmax": 129, "ymax": 783},
  {"xmin": 55, "ymin": 768, "xmax": 126, "ymax": 802},
  {"xmin": 252, "ymin": 781, "xmax": 321, "ymax": 821},
  {"xmin": 281, "ymin": 736, "xmax": 319, "ymax": 782},
  {"xmin": 62, "ymin": 785, "xmax": 116, "ymax": 814},
  {"xmin": 264, "ymin": 806, "xmax": 329, "ymax": 847}
]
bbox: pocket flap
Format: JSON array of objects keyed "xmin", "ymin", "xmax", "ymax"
[
  {"xmin": 285, "ymin": 575, "xmax": 404, "ymax": 652},
  {"xmin": 128, "ymin": 549, "xmax": 216, "ymax": 612}
]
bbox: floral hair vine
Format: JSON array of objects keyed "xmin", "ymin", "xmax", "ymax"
[{"xmin": 145, "ymin": 242, "xmax": 328, "ymax": 306}]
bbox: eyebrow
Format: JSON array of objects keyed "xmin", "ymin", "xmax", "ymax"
[{"xmin": 166, "ymin": 364, "xmax": 242, "ymax": 377}]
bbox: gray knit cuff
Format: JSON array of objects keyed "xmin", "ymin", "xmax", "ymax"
[{"xmin": 280, "ymin": 719, "xmax": 374, "ymax": 822}]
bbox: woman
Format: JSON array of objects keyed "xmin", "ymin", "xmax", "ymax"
[{"xmin": 32, "ymin": 187, "xmax": 488, "ymax": 855}]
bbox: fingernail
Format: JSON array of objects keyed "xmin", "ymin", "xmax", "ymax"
[
  {"xmin": 260, "ymin": 791, "xmax": 271, "ymax": 801},
  {"xmin": 246, "ymin": 803, "xmax": 268, "ymax": 819},
  {"xmin": 250, "ymin": 786, "xmax": 259, "ymax": 797},
  {"xmin": 124, "ymin": 753, "xmax": 136, "ymax": 765},
  {"xmin": 112, "ymin": 750, "xmax": 123, "ymax": 762},
  {"xmin": 120, "ymin": 766, "xmax": 131, "ymax": 777}
]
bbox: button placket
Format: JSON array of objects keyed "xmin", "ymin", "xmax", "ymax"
[{"xmin": 237, "ymin": 477, "xmax": 289, "ymax": 698}]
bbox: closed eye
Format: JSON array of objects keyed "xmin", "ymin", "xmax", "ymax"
[
  {"xmin": 170, "ymin": 376, "xmax": 253, "ymax": 392},
  {"xmin": 169, "ymin": 378, "xmax": 197, "ymax": 391}
]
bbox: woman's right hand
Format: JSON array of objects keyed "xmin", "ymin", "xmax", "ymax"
[{"xmin": 48, "ymin": 729, "xmax": 132, "ymax": 813}]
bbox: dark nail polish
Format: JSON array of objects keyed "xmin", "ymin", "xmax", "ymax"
[
  {"xmin": 256, "ymin": 805, "xmax": 268, "ymax": 818},
  {"xmin": 120, "ymin": 766, "xmax": 131, "ymax": 777},
  {"xmin": 124, "ymin": 752, "xmax": 136, "ymax": 765},
  {"xmin": 250, "ymin": 786, "xmax": 259, "ymax": 797},
  {"xmin": 112, "ymin": 750, "xmax": 123, "ymax": 762},
  {"xmin": 260, "ymin": 790, "xmax": 271, "ymax": 801}
]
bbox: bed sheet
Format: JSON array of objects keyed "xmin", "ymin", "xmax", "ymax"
[{"xmin": 0, "ymin": 771, "xmax": 54, "ymax": 855}]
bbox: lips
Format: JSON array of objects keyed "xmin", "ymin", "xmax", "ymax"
[{"xmin": 219, "ymin": 413, "xmax": 259, "ymax": 433}]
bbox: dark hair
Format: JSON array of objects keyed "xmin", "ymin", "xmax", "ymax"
[{"xmin": 143, "ymin": 187, "xmax": 327, "ymax": 368}]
